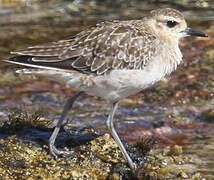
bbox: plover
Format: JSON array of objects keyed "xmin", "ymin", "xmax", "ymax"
[{"xmin": 3, "ymin": 8, "xmax": 207, "ymax": 169}]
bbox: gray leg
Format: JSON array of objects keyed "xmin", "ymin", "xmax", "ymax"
[
  {"xmin": 106, "ymin": 102, "xmax": 136, "ymax": 169},
  {"xmin": 49, "ymin": 91, "xmax": 83, "ymax": 157}
]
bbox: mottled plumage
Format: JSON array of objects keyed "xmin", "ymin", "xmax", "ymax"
[
  {"xmin": 10, "ymin": 20, "xmax": 157, "ymax": 75},
  {"xmin": 4, "ymin": 8, "xmax": 207, "ymax": 169}
]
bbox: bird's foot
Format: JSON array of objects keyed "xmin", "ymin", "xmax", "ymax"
[{"xmin": 49, "ymin": 144, "xmax": 75, "ymax": 159}]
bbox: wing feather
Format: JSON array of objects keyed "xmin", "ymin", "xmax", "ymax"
[{"xmin": 8, "ymin": 20, "xmax": 157, "ymax": 74}]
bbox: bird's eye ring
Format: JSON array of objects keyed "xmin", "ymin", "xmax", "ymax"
[{"xmin": 166, "ymin": 21, "xmax": 177, "ymax": 28}]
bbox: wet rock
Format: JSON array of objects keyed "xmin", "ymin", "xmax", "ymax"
[
  {"xmin": 134, "ymin": 145, "xmax": 204, "ymax": 180},
  {"xmin": 0, "ymin": 135, "xmax": 111, "ymax": 179},
  {"xmin": 0, "ymin": 122, "xmax": 205, "ymax": 180},
  {"xmin": 169, "ymin": 145, "xmax": 183, "ymax": 156},
  {"xmin": 90, "ymin": 134, "xmax": 124, "ymax": 164}
]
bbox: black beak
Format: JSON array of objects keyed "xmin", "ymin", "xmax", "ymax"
[{"xmin": 185, "ymin": 27, "xmax": 208, "ymax": 37}]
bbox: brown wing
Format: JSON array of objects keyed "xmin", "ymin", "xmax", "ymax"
[{"xmin": 8, "ymin": 20, "xmax": 157, "ymax": 75}]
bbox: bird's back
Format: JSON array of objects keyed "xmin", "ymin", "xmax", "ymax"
[{"xmin": 7, "ymin": 20, "xmax": 158, "ymax": 76}]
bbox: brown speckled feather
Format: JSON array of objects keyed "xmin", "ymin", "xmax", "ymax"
[{"xmin": 10, "ymin": 20, "xmax": 157, "ymax": 75}]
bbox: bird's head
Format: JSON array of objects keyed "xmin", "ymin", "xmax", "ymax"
[{"xmin": 144, "ymin": 8, "xmax": 207, "ymax": 40}]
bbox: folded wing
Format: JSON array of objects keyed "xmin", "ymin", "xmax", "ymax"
[{"xmin": 7, "ymin": 21, "xmax": 157, "ymax": 75}]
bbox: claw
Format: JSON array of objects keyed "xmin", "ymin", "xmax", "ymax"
[{"xmin": 50, "ymin": 144, "xmax": 74, "ymax": 158}]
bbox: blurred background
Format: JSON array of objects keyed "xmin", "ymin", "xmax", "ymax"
[{"xmin": 0, "ymin": 0, "xmax": 213, "ymax": 178}]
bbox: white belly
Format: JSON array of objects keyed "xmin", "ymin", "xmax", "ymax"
[
  {"xmin": 85, "ymin": 68, "xmax": 166, "ymax": 102},
  {"xmin": 74, "ymin": 58, "xmax": 180, "ymax": 101},
  {"xmin": 17, "ymin": 57, "xmax": 179, "ymax": 103}
]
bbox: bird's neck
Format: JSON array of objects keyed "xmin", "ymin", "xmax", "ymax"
[
  {"xmin": 144, "ymin": 40, "xmax": 183, "ymax": 83},
  {"xmin": 159, "ymin": 44, "xmax": 183, "ymax": 78}
]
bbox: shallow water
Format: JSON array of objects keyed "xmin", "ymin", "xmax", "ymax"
[{"xmin": 0, "ymin": 0, "xmax": 213, "ymax": 179}]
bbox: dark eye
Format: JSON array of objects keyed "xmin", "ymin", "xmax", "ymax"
[{"xmin": 166, "ymin": 21, "xmax": 177, "ymax": 28}]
